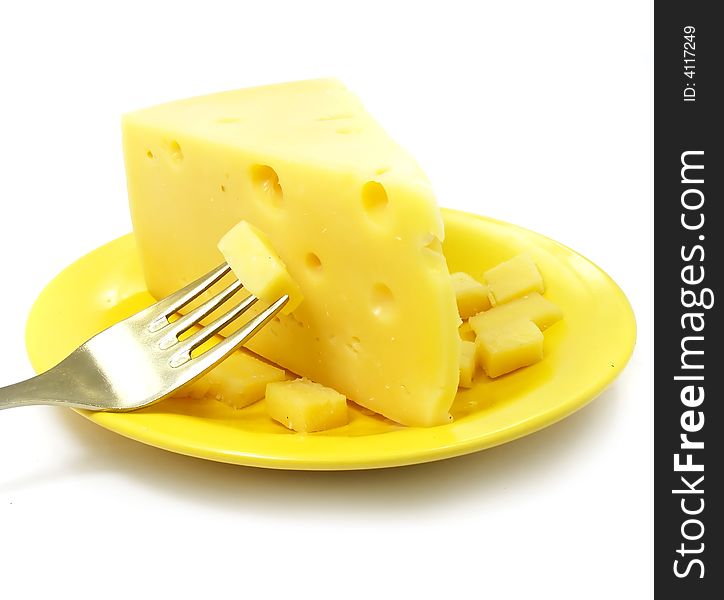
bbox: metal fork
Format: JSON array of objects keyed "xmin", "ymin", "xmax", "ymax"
[{"xmin": 0, "ymin": 264, "xmax": 287, "ymax": 411}]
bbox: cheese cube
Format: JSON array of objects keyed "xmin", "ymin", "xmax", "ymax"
[
  {"xmin": 484, "ymin": 254, "xmax": 544, "ymax": 305},
  {"xmin": 459, "ymin": 340, "xmax": 477, "ymax": 388},
  {"xmin": 266, "ymin": 378, "xmax": 348, "ymax": 433},
  {"xmin": 458, "ymin": 320, "xmax": 476, "ymax": 342},
  {"xmin": 469, "ymin": 293, "xmax": 562, "ymax": 335},
  {"xmin": 476, "ymin": 320, "xmax": 543, "ymax": 378},
  {"xmin": 218, "ymin": 220, "xmax": 302, "ymax": 314},
  {"xmin": 451, "ymin": 272, "xmax": 491, "ymax": 318},
  {"xmin": 184, "ymin": 377, "xmax": 213, "ymax": 400},
  {"xmin": 200, "ymin": 350, "xmax": 288, "ymax": 409},
  {"xmin": 123, "ymin": 79, "xmax": 460, "ymax": 426}
]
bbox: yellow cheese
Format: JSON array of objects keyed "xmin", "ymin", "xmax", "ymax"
[
  {"xmin": 476, "ymin": 319, "xmax": 543, "ymax": 378},
  {"xmin": 184, "ymin": 377, "xmax": 213, "ymax": 400},
  {"xmin": 458, "ymin": 340, "xmax": 477, "ymax": 388},
  {"xmin": 451, "ymin": 272, "xmax": 491, "ymax": 318},
  {"xmin": 193, "ymin": 350, "xmax": 288, "ymax": 408},
  {"xmin": 266, "ymin": 378, "xmax": 348, "ymax": 433},
  {"xmin": 218, "ymin": 220, "xmax": 302, "ymax": 313},
  {"xmin": 458, "ymin": 320, "xmax": 476, "ymax": 342},
  {"xmin": 469, "ymin": 292, "xmax": 562, "ymax": 335},
  {"xmin": 122, "ymin": 79, "xmax": 460, "ymax": 426},
  {"xmin": 484, "ymin": 254, "xmax": 544, "ymax": 305}
]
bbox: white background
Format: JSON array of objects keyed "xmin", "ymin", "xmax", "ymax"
[{"xmin": 0, "ymin": 1, "xmax": 653, "ymax": 598}]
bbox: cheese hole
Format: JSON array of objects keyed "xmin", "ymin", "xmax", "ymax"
[
  {"xmin": 250, "ymin": 164, "xmax": 283, "ymax": 207},
  {"xmin": 289, "ymin": 313, "xmax": 305, "ymax": 328},
  {"xmin": 220, "ymin": 185, "xmax": 226, "ymax": 193},
  {"xmin": 347, "ymin": 336, "xmax": 362, "ymax": 354},
  {"xmin": 421, "ymin": 232, "xmax": 443, "ymax": 254},
  {"xmin": 375, "ymin": 167, "xmax": 390, "ymax": 175},
  {"xmin": 371, "ymin": 284, "xmax": 395, "ymax": 319},
  {"xmin": 361, "ymin": 181, "xmax": 388, "ymax": 218},
  {"xmin": 168, "ymin": 140, "xmax": 183, "ymax": 162},
  {"xmin": 146, "ymin": 150, "xmax": 154, "ymax": 159},
  {"xmin": 305, "ymin": 252, "xmax": 322, "ymax": 271},
  {"xmin": 336, "ymin": 127, "xmax": 361, "ymax": 135}
]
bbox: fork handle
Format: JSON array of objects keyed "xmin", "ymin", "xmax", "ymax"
[
  {"xmin": 0, "ymin": 375, "xmax": 59, "ymax": 410},
  {"xmin": 0, "ymin": 370, "xmax": 91, "ymax": 410}
]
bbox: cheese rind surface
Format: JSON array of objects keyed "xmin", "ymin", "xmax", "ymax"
[{"xmin": 123, "ymin": 79, "xmax": 460, "ymax": 426}]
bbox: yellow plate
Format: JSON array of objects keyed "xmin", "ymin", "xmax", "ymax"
[{"xmin": 25, "ymin": 209, "xmax": 636, "ymax": 470}]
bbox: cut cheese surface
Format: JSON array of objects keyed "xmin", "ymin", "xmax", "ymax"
[
  {"xmin": 458, "ymin": 320, "xmax": 476, "ymax": 342},
  {"xmin": 450, "ymin": 272, "xmax": 491, "ymax": 318},
  {"xmin": 266, "ymin": 378, "xmax": 348, "ymax": 433},
  {"xmin": 218, "ymin": 220, "xmax": 303, "ymax": 313},
  {"xmin": 469, "ymin": 293, "xmax": 562, "ymax": 335},
  {"xmin": 484, "ymin": 254, "xmax": 544, "ymax": 305},
  {"xmin": 206, "ymin": 350, "xmax": 288, "ymax": 409},
  {"xmin": 185, "ymin": 350, "xmax": 288, "ymax": 409},
  {"xmin": 476, "ymin": 319, "xmax": 544, "ymax": 378},
  {"xmin": 123, "ymin": 79, "xmax": 460, "ymax": 427},
  {"xmin": 458, "ymin": 340, "xmax": 476, "ymax": 388},
  {"xmin": 185, "ymin": 377, "xmax": 212, "ymax": 400}
]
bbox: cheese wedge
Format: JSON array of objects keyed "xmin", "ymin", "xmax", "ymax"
[{"xmin": 122, "ymin": 79, "xmax": 460, "ymax": 426}]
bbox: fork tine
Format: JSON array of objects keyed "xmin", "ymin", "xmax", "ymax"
[
  {"xmin": 157, "ymin": 279, "xmax": 245, "ymax": 349},
  {"xmin": 148, "ymin": 263, "xmax": 231, "ymax": 332},
  {"xmin": 167, "ymin": 293, "xmax": 259, "ymax": 365},
  {"xmin": 171, "ymin": 295, "xmax": 289, "ymax": 370}
]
